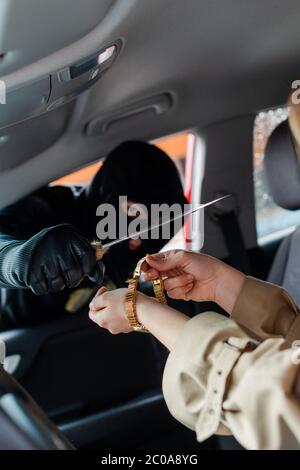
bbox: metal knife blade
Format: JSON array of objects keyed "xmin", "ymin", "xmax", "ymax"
[{"xmin": 100, "ymin": 194, "xmax": 231, "ymax": 250}]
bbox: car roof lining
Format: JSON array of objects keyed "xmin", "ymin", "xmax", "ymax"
[{"xmin": 1, "ymin": 0, "xmax": 300, "ymax": 207}]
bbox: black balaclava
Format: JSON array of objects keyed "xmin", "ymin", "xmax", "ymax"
[{"xmin": 86, "ymin": 141, "xmax": 187, "ymax": 285}]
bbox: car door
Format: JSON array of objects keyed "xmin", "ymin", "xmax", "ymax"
[{"xmin": 0, "ymin": 304, "xmax": 171, "ymax": 449}]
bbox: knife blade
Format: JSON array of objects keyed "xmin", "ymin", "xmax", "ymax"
[{"xmin": 92, "ymin": 194, "xmax": 231, "ymax": 260}]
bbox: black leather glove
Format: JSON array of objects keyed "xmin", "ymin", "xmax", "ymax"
[{"xmin": 0, "ymin": 224, "xmax": 105, "ymax": 295}]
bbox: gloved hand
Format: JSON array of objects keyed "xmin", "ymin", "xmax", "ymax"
[{"xmin": 0, "ymin": 224, "xmax": 105, "ymax": 295}]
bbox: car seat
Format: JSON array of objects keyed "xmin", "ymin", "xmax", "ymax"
[{"xmin": 265, "ymin": 118, "xmax": 300, "ymax": 305}]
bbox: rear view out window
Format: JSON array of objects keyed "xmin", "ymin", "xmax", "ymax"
[
  {"xmin": 52, "ymin": 133, "xmax": 189, "ymax": 187},
  {"xmin": 254, "ymin": 108, "xmax": 300, "ymax": 244}
]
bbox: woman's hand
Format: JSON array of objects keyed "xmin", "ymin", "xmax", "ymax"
[
  {"xmin": 143, "ymin": 250, "xmax": 222, "ymax": 302},
  {"xmin": 88, "ymin": 287, "xmax": 134, "ymax": 334},
  {"xmin": 88, "ymin": 286, "xmax": 189, "ymax": 350},
  {"xmin": 142, "ymin": 250, "xmax": 246, "ymax": 314}
]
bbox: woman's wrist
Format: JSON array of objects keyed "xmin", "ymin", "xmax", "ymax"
[
  {"xmin": 135, "ymin": 292, "xmax": 189, "ymax": 350},
  {"xmin": 215, "ymin": 264, "xmax": 246, "ymax": 315},
  {"xmin": 135, "ymin": 292, "xmax": 157, "ymax": 325}
]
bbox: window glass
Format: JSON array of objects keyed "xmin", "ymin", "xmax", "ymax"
[
  {"xmin": 154, "ymin": 133, "xmax": 188, "ymax": 185},
  {"xmin": 52, "ymin": 162, "xmax": 103, "ymax": 187},
  {"xmin": 254, "ymin": 108, "xmax": 300, "ymax": 244},
  {"xmin": 52, "ymin": 133, "xmax": 189, "ymax": 187},
  {"xmin": 154, "ymin": 133, "xmax": 190, "ymax": 251}
]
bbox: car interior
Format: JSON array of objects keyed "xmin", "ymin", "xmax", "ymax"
[{"xmin": 1, "ymin": 0, "xmax": 300, "ymax": 451}]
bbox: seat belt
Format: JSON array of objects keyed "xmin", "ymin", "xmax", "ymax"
[{"xmin": 212, "ymin": 194, "xmax": 253, "ymax": 275}]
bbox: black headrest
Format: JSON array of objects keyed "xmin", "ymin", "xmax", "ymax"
[{"xmin": 265, "ymin": 120, "xmax": 300, "ymax": 210}]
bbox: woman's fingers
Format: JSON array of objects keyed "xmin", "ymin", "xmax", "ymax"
[
  {"xmin": 164, "ymin": 274, "xmax": 194, "ymax": 292},
  {"xmin": 146, "ymin": 251, "xmax": 186, "ymax": 272},
  {"xmin": 142, "ymin": 265, "xmax": 182, "ymax": 282},
  {"xmin": 89, "ymin": 288, "xmax": 133, "ymax": 334},
  {"xmin": 89, "ymin": 308, "xmax": 103, "ymax": 323},
  {"xmin": 141, "ymin": 259, "xmax": 161, "ymax": 280},
  {"xmin": 89, "ymin": 287, "xmax": 108, "ymax": 311},
  {"xmin": 95, "ymin": 286, "xmax": 108, "ymax": 297},
  {"xmin": 143, "ymin": 268, "xmax": 160, "ymax": 280},
  {"xmin": 167, "ymin": 283, "xmax": 194, "ymax": 300},
  {"xmin": 141, "ymin": 259, "xmax": 151, "ymax": 272},
  {"xmin": 143, "ymin": 251, "xmax": 188, "ymax": 280}
]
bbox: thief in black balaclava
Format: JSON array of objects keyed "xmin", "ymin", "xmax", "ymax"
[
  {"xmin": 0, "ymin": 141, "xmax": 187, "ymax": 329},
  {"xmin": 86, "ymin": 141, "xmax": 187, "ymax": 285}
]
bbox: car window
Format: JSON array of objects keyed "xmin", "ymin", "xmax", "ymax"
[
  {"xmin": 52, "ymin": 133, "xmax": 189, "ymax": 187},
  {"xmin": 254, "ymin": 108, "xmax": 300, "ymax": 245},
  {"xmin": 154, "ymin": 133, "xmax": 188, "ymax": 186},
  {"xmin": 52, "ymin": 161, "xmax": 103, "ymax": 187}
]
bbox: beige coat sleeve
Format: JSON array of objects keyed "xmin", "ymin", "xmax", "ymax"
[
  {"xmin": 162, "ymin": 312, "xmax": 300, "ymax": 450},
  {"xmin": 231, "ymin": 277, "xmax": 300, "ymax": 343}
]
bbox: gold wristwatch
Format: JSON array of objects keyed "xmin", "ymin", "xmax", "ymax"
[{"xmin": 125, "ymin": 257, "xmax": 167, "ymax": 332}]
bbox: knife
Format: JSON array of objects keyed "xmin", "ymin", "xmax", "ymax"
[{"xmin": 92, "ymin": 194, "xmax": 231, "ymax": 261}]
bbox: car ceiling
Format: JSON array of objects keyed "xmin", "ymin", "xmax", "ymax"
[{"xmin": 0, "ymin": 0, "xmax": 300, "ymax": 208}]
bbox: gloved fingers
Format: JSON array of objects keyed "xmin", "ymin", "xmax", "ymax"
[
  {"xmin": 70, "ymin": 240, "xmax": 96, "ymax": 276},
  {"xmin": 41, "ymin": 263, "xmax": 66, "ymax": 294},
  {"xmin": 27, "ymin": 228, "xmax": 102, "ymax": 294},
  {"xmin": 88, "ymin": 262, "xmax": 105, "ymax": 285},
  {"xmin": 30, "ymin": 268, "xmax": 49, "ymax": 295},
  {"xmin": 57, "ymin": 253, "xmax": 83, "ymax": 289}
]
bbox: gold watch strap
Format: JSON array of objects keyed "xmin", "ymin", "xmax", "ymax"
[
  {"xmin": 125, "ymin": 257, "xmax": 167, "ymax": 332},
  {"xmin": 153, "ymin": 277, "xmax": 167, "ymax": 304}
]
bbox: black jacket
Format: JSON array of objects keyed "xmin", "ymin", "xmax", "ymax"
[
  {"xmin": 0, "ymin": 185, "xmax": 115, "ymax": 328},
  {"xmin": 0, "ymin": 141, "xmax": 187, "ymax": 329}
]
